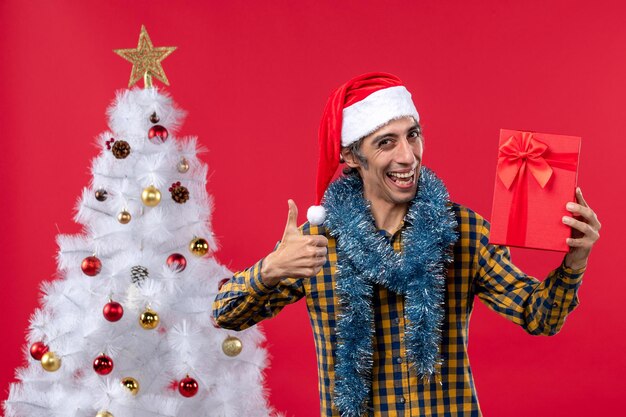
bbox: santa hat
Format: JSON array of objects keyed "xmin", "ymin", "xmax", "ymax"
[{"xmin": 306, "ymin": 72, "xmax": 420, "ymax": 225}]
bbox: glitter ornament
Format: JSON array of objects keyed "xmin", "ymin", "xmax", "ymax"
[
  {"xmin": 178, "ymin": 376, "xmax": 199, "ymax": 398},
  {"xmin": 149, "ymin": 112, "xmax": 160, "ymax": 123},
  {"xmin": 141, "ymin": 185, "xmax": 161, "ymax": 207},
  {"xmin": 121, "ymin": 376, "xmax": 140, "ymax": 395},
  {"xmin": 96, "ymin": 410, "xmax": 114, "ymax": 417},
  {"xmin": 222, "ymin": 335, "xmax": 243, "ymax": 357},
  {"xmin": 139, "ymin": 308, "xmax": 159, "ymax": 330},
  {"xmin": 166, "ymin": 253, "xmax": 187, "ymax": 272},
  {"xmin": 112, "ymin": 140, "xmax": 131, "ymax": 159},
  {"xmin": 117, "ymin": 211, "xmax": 132, "ymax": 224},
  {"xmin": 95, "ymin": 189, "xmax": 108, "ymax": 201},
  {"xmin": 103, "ymin": 300, "xmax": 124, "ymax": 322},
  {"xmin": 41, "ymin": 351, "xmax": 61, "ymax": 372},
  {"xmin": 93, "ymin": 354, "xmax": 114, "ymax": 375},
  {"xmin": 189, "ymin": 237, "xmax": 209, "ymax": 257},
  {"xmin": 131, "ymin": 265, "xmax": 149, "ymax": 286},
  {"xmin": 148, "ymin": 125, "xmax": 168, "ymax": 142},
  {"xmin": 169, "ymin": 181, "xmax": 189, "ymax": 204},
  {"xmin": 81, "ymin": 256, "xmax": 102, "ymax": 276},
  {"xmin": 30, "ymin": 341, "xmax": 49, "ymax": 361},
  {"xmin": 177, "ymin": 157, "xmax": 189, "ymax": 173}
]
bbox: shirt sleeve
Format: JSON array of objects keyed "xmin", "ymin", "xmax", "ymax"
[
  {"xmin": 473, "ymin": 220, "xmax": 584, "ymax": 336},
  {"xmin": 212, "ymin": 257, "xmax": 306, "ymax": 331}
]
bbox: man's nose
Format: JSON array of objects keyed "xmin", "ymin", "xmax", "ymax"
[{"xmin": 395, "ymin": 138, "xmax": 416, "ymax": 165}]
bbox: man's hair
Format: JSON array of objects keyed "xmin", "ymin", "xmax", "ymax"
[{"xmin": 341, "ymin": 119, "xmax": 422, "ymax": 176}]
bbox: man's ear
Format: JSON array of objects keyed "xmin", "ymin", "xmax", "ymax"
[{"xmin": 341, "ymin": 148, "xmax": 360, "ymax": 168}]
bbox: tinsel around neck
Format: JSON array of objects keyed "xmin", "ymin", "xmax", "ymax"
[{"xmin": 322, "ymin": 167, "xmax": 458, "ymax": 417}]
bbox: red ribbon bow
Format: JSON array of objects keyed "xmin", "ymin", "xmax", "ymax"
[{"xmin": 497, "ymin": 132, "xmax": 553, "ymax": 189}]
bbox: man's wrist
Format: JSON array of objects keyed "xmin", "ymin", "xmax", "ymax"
[
  {"xmin": 564, "ymin": 254, "xmax": 587, "ymax": 271},
  {"xmin": 260, "ymin": 253, "xmax": 282, "ymax": 287}
]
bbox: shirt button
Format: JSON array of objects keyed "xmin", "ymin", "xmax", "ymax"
[
  {"xmin": 396, "ymin": 357, "xmax": 403, "ymax": 364},
  {"xmin": 399, "ymin": 397, "xmax": 406, "ymax": 404},
  {"xmin": 394, "ymin": 317, "xmax": 400, "ymax": 325},
  {"xmin": 553, "ymin": 302, "xmax": 559, "ymax": 307}
]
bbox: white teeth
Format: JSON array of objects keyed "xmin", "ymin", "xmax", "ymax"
[{"xmin": 388, "ymin": 170, "xmax": 414, "ymax": 179}]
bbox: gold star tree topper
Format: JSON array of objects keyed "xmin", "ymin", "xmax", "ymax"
[{"xmin": 114, "ymin": 25, "xmax": 177, "ymax": 88}]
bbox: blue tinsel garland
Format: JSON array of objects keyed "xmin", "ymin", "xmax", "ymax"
[{"xmin": 323, "ymin": 167, "xmax": 459, "ymax": 417}]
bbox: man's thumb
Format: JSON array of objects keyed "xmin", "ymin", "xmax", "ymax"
[{"xmin": 284, "ymin": 199, "xmax": 299, "ymax": 234}]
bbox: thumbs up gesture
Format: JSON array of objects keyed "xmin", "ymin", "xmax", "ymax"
[{"xmin": 260, "ymin": 200, "xmax": 329, "ymax": 287}]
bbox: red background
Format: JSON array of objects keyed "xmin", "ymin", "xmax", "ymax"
[{"xmin": 1, "ymin": 1, "xmax": 624, "ymax": 416}]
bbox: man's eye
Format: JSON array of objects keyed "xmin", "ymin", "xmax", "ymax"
[
  {"xmin": 378, "ymin": 139, "xmax": 392, "ymax": 147},
  {"xmin": 408, "ymin": 130, "xmax": 420, "ymax": 138}
]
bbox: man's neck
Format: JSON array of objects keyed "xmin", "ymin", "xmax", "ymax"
[{"xmin": 367, "ymin": 197, "xmax": 409, "ymax": 235}]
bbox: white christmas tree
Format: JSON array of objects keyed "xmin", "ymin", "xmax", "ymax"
[{"xmin": 4, "ymin": 27, "xmax": 275, "ymax": 417}]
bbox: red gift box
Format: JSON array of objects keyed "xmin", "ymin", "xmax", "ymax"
[{"xmin": 489, "ymin": 129, "xmax": 581, "ymax": 252}]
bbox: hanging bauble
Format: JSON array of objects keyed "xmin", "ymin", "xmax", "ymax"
[
  {"xmin": 112, "ymin": 140, "xmax": 131, "ymax": 159},
  {"xmin": 131, "ymin": 265, "xmax": 149, "ymax": 286},
  {"xmin": 93, "ymin": 354, "xmax": 114, "ymax": 375},
  {"xmin": 189, "ymin": 237, "xmax": 209, "ymax": 257},
  {"xmin": 166, "ymin": 253, "xmax": 187, "ymax": 272},
  {"xmin": 148, "ymin": 125, "xmax": 168, "ymax": 143},
  {"xmin": 149, "ymin": 112, "xmax": 160, "ymax": 123},
  {"xmin": 178, "ymin": 376, "xmax": 199, "ymax": 398},
  {"xmin": 177, "ymin": 157, "xmax": 189, "ymax": 173},
  {"xmin": 222, "ymin": 335, "xmax": 243, "ymax": 357},
  {"xmin": 141, "ymin": 185, "xmax": 161, "ymax": 207},
  {"xmin": 41, "ymin": 351, "xmax": 61, "ymax": 371},
  {"xmin": 139, "ymin": 308, "xmax": 160, "ymax": 330},
  {"xmin": 95, "ymin": 189, "xmax": 108, "ymax": 202},
  {"xmin": 30, "ymin": 341, "xmax": 49, "ymax": 360},
  {"xmin": 121, "ymin": 376, "xmax": 140, "ymax": 395},
  {"xmin": 117, "ymin": 210, "xmax": 132, "ymax": 224},
  {"xmin": 96, "ymin": 411, "xmax": 114, "ymax": 417},
  {"xmin": 81, "ymin": 256, "xmax": 102, "ymax": 276},
  {"xmin": 103, "ymin": 300, "xmax": 124, "ymax": 322},
  {"xmin": 169, "ymin": 182, "xmax": 189, "ymax": 204}
]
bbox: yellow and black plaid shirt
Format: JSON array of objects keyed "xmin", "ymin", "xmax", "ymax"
[{"xmin": 213, "ymin": 204, "xmax": 584, "ymax": 417}]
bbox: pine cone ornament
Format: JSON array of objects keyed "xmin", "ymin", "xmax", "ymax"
[
  {"xmin": 169, "ymin": 182, "xmax": 189, "ymax": 204},
  {"xmin": 131, "ymin": 265, "xmax": 149, "ymax": 286},
  {"xmin": 112, "ymin": 140, "xmax": 131, "ymax": 159}
]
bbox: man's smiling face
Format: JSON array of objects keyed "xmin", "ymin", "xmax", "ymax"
[{"xmin": 342, "ymin": 116, "xmax": 423, "ymax": 207}]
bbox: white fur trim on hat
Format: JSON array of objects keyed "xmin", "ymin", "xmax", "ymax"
[{"xmin": 341, "ymin": 86, "xmax": 420, "ymax": 147}]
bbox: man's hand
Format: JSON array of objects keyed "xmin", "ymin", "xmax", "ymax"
[
  {"xmin": 260, "ymin": 200, "xmax": 329, "ymax": 287},
  {"xmin": 563, "ymin": 187, "xmax": 601, "ymax": 270}
]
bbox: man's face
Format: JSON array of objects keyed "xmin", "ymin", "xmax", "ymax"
[{"xmin": 343, "ymin": 116, "xmax": 423, "ymax": 207}]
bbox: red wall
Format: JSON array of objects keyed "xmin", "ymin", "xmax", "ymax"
[{"xmin": 1, "ymin": 1, "xmax": 623, "ymax": 416}]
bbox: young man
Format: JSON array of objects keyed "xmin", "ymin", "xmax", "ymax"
[{"xmin": 213, "ymin": 73, "xmax": 600, "ymax": 417}]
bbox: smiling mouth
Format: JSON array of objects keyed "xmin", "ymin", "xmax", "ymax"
[{"xmin": 386, "ymin": 169, "xmax": 416, "ymax": 186}]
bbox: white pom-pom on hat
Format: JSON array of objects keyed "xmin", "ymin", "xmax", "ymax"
[{"xmin": 307, "ymin": 205, "xmax": 326, "ymax": 226}]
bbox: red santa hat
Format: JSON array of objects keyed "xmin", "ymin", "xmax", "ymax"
[{"xmin": 307, "ymin": 72, "xmax": 420, "ymax": 225}]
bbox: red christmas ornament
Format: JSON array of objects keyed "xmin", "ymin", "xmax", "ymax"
[
  {"xmin": 81, "ymin": 256, "xmax": 102, "ymax": 276},
  {"xmin": 178, "ymin": 376, "xmax": 198, "ymax": 398},
  {"xmin": 103, "ymin": 301, "xmax": 124, "ymax": 322},
  {"xmin": 166, "ymin": 253, "xmax": 187, "ymax": 272},
  {"xmin": 93, "ymin": 354, "xmax": 114, "ymax": 375},
  {"xmin": 30, "ymin": 341, "xmax": 49, "ymax": 360},
  {"xmin": 148, "ymin": 125, "xmax": 168, "ymax": 142},
  {"xmin": 218, "ymin": 278, "xmax": 230, "ymax": 291}
]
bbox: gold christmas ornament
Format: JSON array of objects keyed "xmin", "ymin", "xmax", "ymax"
[
  {"xmin": 177, "ymin": 158, "xmax": 190, "ymax": 173},
  {"xmin": 222, "ymin": 335, "xmax": 243, "ymax": 357},
  {"xmin": 96, "ymin": 411, "xmax": 114, "ymax": 417},
  {"xmin": 118, "ymin": 211, "xmax": 132, "ymax": 224},
  {"xmin": 121, "ymin": 376, "xmax": 140, "ymax": 395},
  {"xmin": 141, "ymin": 185, "xmax": 161, "ymax": 207},
  {"xmin": 139, "ymin": 308, "xmax": 160, "ymax": 330},
  {"xmin": 189, "ymin": 237, "xmax": 209, "ymax": 257},
  {"xmin": 114, "ymin": 25, "xmax": 177, "ymax": 88},
  {"xmin": 41, "ymin": 351, "xmax": 61, "ymax": 372}
]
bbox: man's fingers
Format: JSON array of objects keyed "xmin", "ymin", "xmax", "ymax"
[
  {"xmin": 308, "ymin": 235, "xmax": 329, "ymax": 247},
  {"xmin": 575, "ymin": 187, "xmax": 588, "ymax": 207},
  {"xmin": 562, "ymin": 216, "xmax": 600, "ymax": 240}
]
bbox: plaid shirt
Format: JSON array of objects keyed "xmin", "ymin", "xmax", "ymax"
[{"xmin": 213, "ymin": 203, "xmax": 584, "ymax": 417}]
